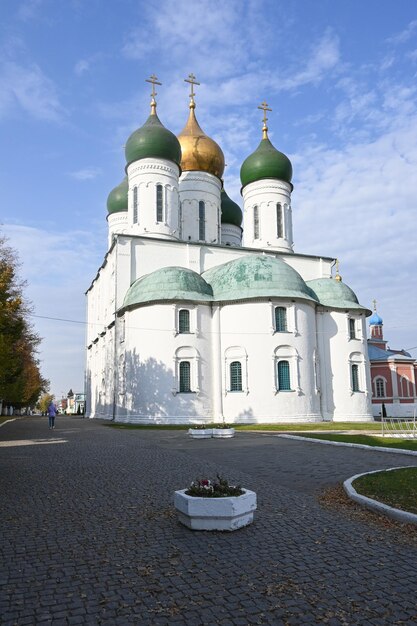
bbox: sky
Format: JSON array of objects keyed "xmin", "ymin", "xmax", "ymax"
[{"xmin": 1, "ymin": 0, "xmax": 417, "ymax": 399}]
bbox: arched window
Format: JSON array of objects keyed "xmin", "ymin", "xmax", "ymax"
[
  {"xmin": 351, "ymin": 364, "xmax": 360, "ymax": 392},
  {"xmin": 156, "ymin": 184, "xmax": 163, "ymax": 222},
  {"xmin": 276, "ymin": 203, "xmax": 283, "ymax": 238},
  {"xmin": 349, "ymin": 318, "xmax": 356, "ymax": 340},
  {"xmin": 230, "ymin": 361, "xmax": 242, "ymax": 391},
  {"xmin": 178, "ymin": 309, "xmax": 190, "ymax": 333},
  {"xmin": 133, "ymin": 187, "xmax": 138, "ymax": 223},
  {"xmin": 277, "ymin": 360, "xmax": 291, "ymax": 391},
  {"xmin": 375, "ymin": 378, "xmax": 385, "ymax": 398},
  {"xmin": 179, "ymin": 361, "xmax": 191, "ymax": 392},
  {"xmin": 253, "ymin": 205, "xmax": 259, "ymax": 239},
  {"xmin": 275, "ymin": 307, "xmax": 287, "ymax": 332},
  {"xmin": 199, "ymin": 201, "xmax": 205, "ymax": 241}
]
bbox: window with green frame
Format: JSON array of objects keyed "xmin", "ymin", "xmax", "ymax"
[
  {"xmin": 351, "ymin": 363, "xmax": 360, "ymax": 391},
  {"xmin": 277, "ymin": 360, "xmax": 291, "ymax": 391},
  {"xmin": 133, "ymin": 186, "xmax": 138, "ymax": 223},
  {"xmin": 349, "ymin": 318, "xmax": 356, "ymax": 339},
  {"xmin": 198, "ymin": 201, "xmax": 205, "ymax": 241},
  {"xmin": 156, "ymin": 184, "xmax": 163, "ymax": 222},
  {"xmin": 276, "ymin": 203, "xmax": 283, "ymax": 238},
  {"xmin": 253, "ymin": 205, "xmax": 259, "ymax": 239},
  {"xmin": 179, "ymin": 361, "xmax": 191, "ymax": 392},
  {"xmin": 178, "ymin": 309, "xmax": 190, "ymax": 333},
  {"xmin": 230, "ymin": 361, "xmax": 242, "ymax": 391},
  {"xmin": 275, "ymin": 307, "xmax": 287, "ymax": 332}
]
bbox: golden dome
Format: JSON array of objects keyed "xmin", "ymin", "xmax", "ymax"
[{"xmin": 177, "ymin": 101, "xmax": 225, "ymax": 178}]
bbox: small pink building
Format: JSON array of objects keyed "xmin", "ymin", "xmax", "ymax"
[{"xmin": 368, "ymin": 308, "xmax": 417, "ymax": 417}]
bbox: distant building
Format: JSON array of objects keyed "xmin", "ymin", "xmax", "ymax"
[{"xmin": 368, "ymin": 306, "xmax": 417, "ymax": 417}]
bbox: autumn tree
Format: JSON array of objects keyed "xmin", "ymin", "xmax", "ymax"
[{"xmin": 0, "ymin": 233, "xmax": 49, "ymax": 411}]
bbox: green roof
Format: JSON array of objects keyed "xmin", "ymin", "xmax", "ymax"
[
  {"xmin": 221, "ymin": 188, "xmax": 243, "ymax": 227},
  {"xmin": 107, "ymin": 177, "xmax": 128, "ymax": 214},
  {"xmin": 307, "ymin": 278, "xmax": 370, "ymax": 313},
  {"xmin": 122, "ymin": 266, "xmax": 213, "ymax": 309},
  {"xmin": 125, "ymin": 112, "xmax": 182, "ymax": 168},
  {"xmin": 202, "ymin": 255, "xmax": 317, "ymax": 303},
  {"xmin": 240, "ymin": 137, "xmax": 293, "ymax": 189}
]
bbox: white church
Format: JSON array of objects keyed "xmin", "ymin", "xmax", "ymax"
[{"xmin": 85, "ymin": 74, "xmax": 373, "ymax": 424}]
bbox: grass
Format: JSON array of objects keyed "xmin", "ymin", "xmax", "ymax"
[
  {"xmin": 234, "ymin": 422, "xmax": 380, "ymax": 432},
  {"xmin": 293, "ymin": 432, "xmax": 417, "ymax": 452},
  {"xmin": 353, "ymin": 467, "xmax": 417, "ymax": 514},
  {"xmin": 107, "ymin": 421, "xmax": 380, "ymax": 431}
]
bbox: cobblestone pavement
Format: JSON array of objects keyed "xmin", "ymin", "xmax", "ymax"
[{"xmin": 1, "ymin": 417, "xmax": 417, "ymax": 625}]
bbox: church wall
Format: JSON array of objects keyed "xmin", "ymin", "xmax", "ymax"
[
  {"xmin": 178, "ymin": 171, "xmax": 221, "ymax": 244},
  {"xmin": 126, "ymin": 157, "xmax": 180, "ymax": 240},
  {"xmin": 221, "ymin": 224, "xmax": 242, "ymax": 246},
  {"xmin": 121, "ymin": 235, "xmax": 334, "ymax": 288},
  {"xmin": 319, "ymin": 310, "xmax": 373, "ymax": 421},
  {"xmin": 113, "ymin": 303, "xmax": 214, "ymax": 423},
  {"xmin": 218, "ymin": 300, "xmax": 322, "ymax": 422},
  {"xmin": 242, "ymin": 178, "xmax": 293, "ymax": 252}
]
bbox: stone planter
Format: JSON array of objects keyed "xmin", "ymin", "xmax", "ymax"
[
  {"xmin": 188, "ymin": 428, "xmax": 213, "ymax": 439},
  {"xmin": 212, "ymin": 427, "xmax": 235, "ymax": 438},
  {"xmin": 174, "ymin": 489, "xmax": 257, "ymax": 531}
]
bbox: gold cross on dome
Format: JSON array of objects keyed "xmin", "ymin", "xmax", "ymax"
[
  {"xmin": 145, "ymin": 74, "xmax": 162, "ymax": 99},
  {"xmin": 184, "ymin": 73, "xmax": 200, "ymax": 100},
  {"xmin": 258, "ymin": 101, "xmax": 272, "ymax": 125},
  {"xmin": 372, "ymin": 299, "xmax": 377, "ymax": 311}
]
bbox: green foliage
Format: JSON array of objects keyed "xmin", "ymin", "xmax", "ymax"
[
  {"xmin": 38, "ymin": 393, "xmax": 54, "ymax": 414},
  {"xmin": 185, "ymin": 475, "xmax": 244, "ymax": 498},
  {"xmin": 0, "ymin": 233, "xmax": 49, "ymax": 407}
]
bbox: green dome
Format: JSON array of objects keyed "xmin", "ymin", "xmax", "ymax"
[
  {"xmin": 221, "ymin": 188, "xmax": 243, "ymax": 227},
  {"xmin": 307, "ymin": 278, "xmax": 370, "ymax": 313},
  {"xmin": 240, "ymin": 137, "xmax": 293, "ymax": 189},
  {"xmin": 122, "ymin": 266, "xmax": 213, "ymax": 310},
  {"xmin": 107, "ymin": 177, "xmax": 128, "ymax": 214},
  {"xmin": 202, "ymin": 255, "xmax": 317, "ymax": 303},
  {"xmin": 125, "ymin": 111, "xmax": 182, "ymax": 168}
]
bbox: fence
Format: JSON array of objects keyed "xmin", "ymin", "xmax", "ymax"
[{"xmin": 381, "ymin": 412, "xmax": 417, "ymax": 438}]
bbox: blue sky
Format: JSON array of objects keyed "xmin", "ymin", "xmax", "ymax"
[{"xmin": 1, "ymin": 0, "xmax": 417, "ymax": 399}]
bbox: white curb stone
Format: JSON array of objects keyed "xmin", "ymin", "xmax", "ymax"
[{"xmin": 343, "ymin": 467, "xmax": 417, "ymax": 526}]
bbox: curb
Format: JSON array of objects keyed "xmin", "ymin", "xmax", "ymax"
[
  {"xmin": 275, "ymin": 434, "xmax": 417, "ymax": 456},
  {"xmin": 343, "ymin": 467, "xmax": 417, "ymax": 526},
  {"xmin": 0, "ymin": 419, "xmax": 17, "ymax": 428}
]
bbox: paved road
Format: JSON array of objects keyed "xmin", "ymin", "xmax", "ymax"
[{"xmin": 1, "ymin": 417, "xmax": 417, "ymax": 625}]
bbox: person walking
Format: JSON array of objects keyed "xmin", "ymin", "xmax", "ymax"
[{"xmin": 47, "ymin": 401, "xmax": 58, "ymax": 429}]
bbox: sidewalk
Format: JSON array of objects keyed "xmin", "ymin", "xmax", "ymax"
[{"xmin": 1, "ymin": 416, "xmax": 417, "ymax": 625}]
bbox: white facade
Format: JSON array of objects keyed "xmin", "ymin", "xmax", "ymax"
[{"xmin": 86, "ymin": 100, "xmax": 373, "ymax": 425}]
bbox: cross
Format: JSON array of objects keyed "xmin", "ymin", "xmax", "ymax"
[
  {"xmin": 184, "ymin": 73, "xmax": 200, "ymax": 100},
  {"xmin": 145, "ymin": 74, "xmax": 162, "ymax": 99},
  {"xmin": 372, "ymin": 299, "xmax": 377, "ymax": 311},
  {"xmin": 258, "ymin": 101, "xmax": 272, "ymax": 125}
]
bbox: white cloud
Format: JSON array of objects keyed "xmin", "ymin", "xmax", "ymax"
[
  {"xmin": 74, "ymin": 59, "xmax": 90, "ymax": 76},
  {"xmin": 387, "ymin": 20, "xmax": 417, "ymax": 45},
  {"xmin": 277, "ymin": 29, "xmax": 340, "ymax": 90},
  {"xmin": 292, "ymin": 109, "xmax": 417, "ymax": 349},
  {"xmin": 69, "ymin": 167, "xmax": 102, "ymax": 180},
  {"xmin": 0, "ymin": 60, "xmax": 64, "ymax": 122},
  {"xmin": 17, "ymin": 0, "xmax": 45, "ymax": 21}
]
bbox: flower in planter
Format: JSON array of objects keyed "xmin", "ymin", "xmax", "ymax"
[
  {"xmin": 190, "ymin": 424, "xmax": 211, "ymax": 429},
  {"xmin": 215, "ymin": 423, "xmax": 233, "ymax": 429},
  {"xmin": 185, "ymin": 475, "xmax": 244, "ymax": 498}
]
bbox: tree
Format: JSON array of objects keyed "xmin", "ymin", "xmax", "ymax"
[
  {"xmin": 38, "ymin": 393, "xmax": 54, "ymax": 415},
  {"xmin": 0, "ymin": 233, "xmax": 49, "ymax": 410}
]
